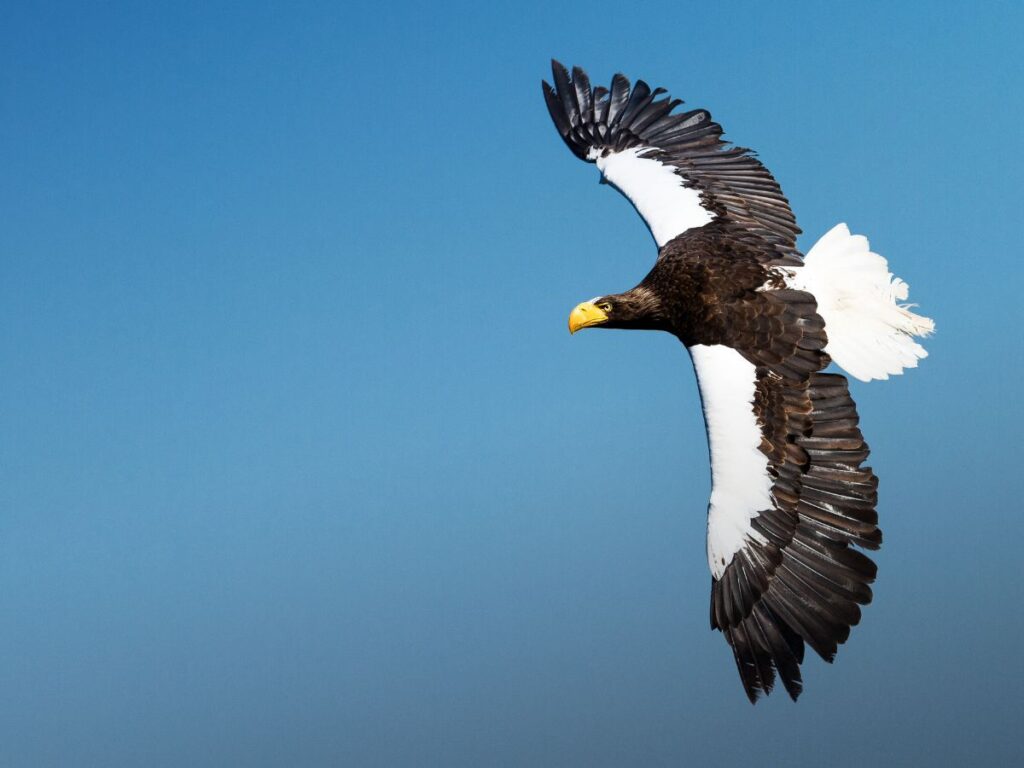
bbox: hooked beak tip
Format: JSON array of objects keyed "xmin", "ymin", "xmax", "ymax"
[{"xmin": 568, "ymin": 301, "xmax": 609, "ymax": 335}]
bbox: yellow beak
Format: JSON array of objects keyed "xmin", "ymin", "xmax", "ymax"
[{"xmin": 568, "ymin": 301, "xmax": 609, "ymax": 334}]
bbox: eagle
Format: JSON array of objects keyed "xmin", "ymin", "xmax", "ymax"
[{"xmin": 542, "ymin": 61, "xmax": 934, "ymax": 702}]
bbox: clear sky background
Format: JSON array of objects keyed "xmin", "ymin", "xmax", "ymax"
[{"xmin": 2, "ymin": 1, "xmax": 1022, "ymax": 765}]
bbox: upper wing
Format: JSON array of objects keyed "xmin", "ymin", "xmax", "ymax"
[
  {"xmin": 542, "ymin": 60, "xmax": 801, "ymax": 263},
  {"xmin": 689, "ymin": 288, "xmax": 881, "ymax": 702}
]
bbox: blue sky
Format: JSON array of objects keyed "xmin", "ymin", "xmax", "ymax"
[{"xmin": 2, "ymin": 0, "xmax": 1022, "ymax": 765}]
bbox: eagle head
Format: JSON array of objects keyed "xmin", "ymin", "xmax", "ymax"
[{"xmin": 568, "ymin": 286, "xmax": 665, "ymax": 334}]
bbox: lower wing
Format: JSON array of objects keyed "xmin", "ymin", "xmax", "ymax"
[{"xmin": 690, "ymin": 328, "xmax": 880, "ymax": 702}]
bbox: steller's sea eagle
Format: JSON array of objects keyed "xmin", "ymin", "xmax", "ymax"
[{"xmin": 542, "ymin": 61, "xmax": 934, "ymax": 702}]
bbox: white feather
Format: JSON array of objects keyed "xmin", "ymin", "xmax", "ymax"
[
  {"xmin": 786, "ymin": 224, "xmax": 934, "ymax": 382},
  {"xmin": 596, "ymin": 147, "xmax": 715, "ymax": 247},
  {"xmin": 690, "ymin": 345, "xmax": 773, "ymax": 578}
]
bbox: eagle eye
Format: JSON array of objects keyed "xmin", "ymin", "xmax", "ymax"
[{"xmin": 598, "ymin": 302, "xmax": 612, "ymax": 313}]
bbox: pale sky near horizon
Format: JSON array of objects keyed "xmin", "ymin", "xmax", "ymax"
[{"xmin": 2, "ymin": 1, "xmax": 1022, "ymax": 765}]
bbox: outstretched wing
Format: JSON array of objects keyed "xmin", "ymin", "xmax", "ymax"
[
  {"xmin": 689, "ymin": 285, "xmax": 880, "ymax": 702},
  {"xmin": 542, "ymin": 60, "xmax": 801, "ymax": 263}
]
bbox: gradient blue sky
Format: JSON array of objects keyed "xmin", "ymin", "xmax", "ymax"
[{"xmin": 2, "ymin": 1, "xmax": 1022, "ymax": 765}]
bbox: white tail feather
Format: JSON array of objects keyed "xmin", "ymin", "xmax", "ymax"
[{"xmin": 787, "ymin": 223, "xmax": 934, "ymax": 382}]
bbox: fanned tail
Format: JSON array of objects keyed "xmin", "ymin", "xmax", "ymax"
[{"xmin": 788, "ymin": 224, "xmax": 934, "ymax": 382}]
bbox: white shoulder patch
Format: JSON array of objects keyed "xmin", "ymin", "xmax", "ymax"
[
  {"xmin": 596, "ymin": 147, "xmax": 715, "ymax": 247},
  {"xmin": 689, "ymin": 344, "xmax": 773, "ymax": 578}
]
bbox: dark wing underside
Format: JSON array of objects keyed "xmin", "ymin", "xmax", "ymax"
[
  {"xmin": 542, "ymin": 60, "xmax": 802, "ymax": 264},
  {"xmin": 714, "ymin": 371, "xmax": 879, "ymax": 702}
]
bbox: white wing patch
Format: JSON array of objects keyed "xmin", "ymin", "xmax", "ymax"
[
  {"xmin": 785, "ymin": 223, "xmax": 934, "ymax": 382},
  {"xmin": 690, "ymin": 345, "xmax": 773, "ymax": 579},
  {"xmin": 596, "ymin": 147, "xmax": 715, "ymax": 247}
]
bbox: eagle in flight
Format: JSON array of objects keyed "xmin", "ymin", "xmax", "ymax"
[{"xmin": 542, "ymin": 61, "xmax": 933, "ymax": 702}]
